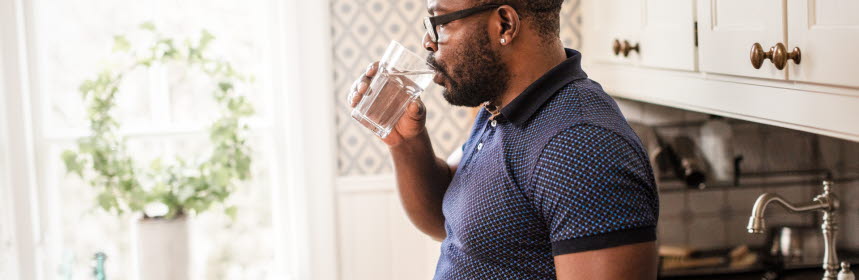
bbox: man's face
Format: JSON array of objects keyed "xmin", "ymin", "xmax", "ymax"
[{"xmin": 425, "ymin": 0, "xmax": 511, "ymax": 107}]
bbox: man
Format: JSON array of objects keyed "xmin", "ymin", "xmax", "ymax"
[{"xmin": 347, "ymin": 0, "xmax": 659, "ymax": 279}]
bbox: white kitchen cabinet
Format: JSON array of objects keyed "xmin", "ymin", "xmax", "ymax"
[
  {"xmin": 582, "ymin": 0, "xmax": 859, "ymax": 142},
  {"xmin": 639, "ymin": 0, "xmax": 698, "ymax": 71},
  {"xmin": 788, "ymin": 0, "xmax": 859, "ymax": 89},
  {"xmin": 582, "ymin": 0, "xmax": 642, "ymax": 66},
  {"xmin": 697, "ymin": 0, "xmax": 787, "ymax": 80},
  {"xmin": 697, "ymin": 0, "xmax": 859, "ymax": 88},
  {"xmin": 583, "ymin": 0, "xmax": 697, "ymax": 71}
]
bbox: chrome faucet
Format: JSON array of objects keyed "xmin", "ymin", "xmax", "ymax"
[{"xmin": 747, "ymin": 180, "xmax": 840, "ymax": 280}]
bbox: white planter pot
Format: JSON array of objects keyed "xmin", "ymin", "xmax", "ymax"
[{"xmin": 131, "ymin": 216, "xmax": 191, "ymax": 280}]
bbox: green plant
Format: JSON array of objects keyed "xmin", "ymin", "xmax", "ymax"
[{"xmin": 62, "ymin": 22, "xmax": 254, "ymax": 219}]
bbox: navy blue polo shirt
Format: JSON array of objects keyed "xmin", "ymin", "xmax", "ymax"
[{"xmin": 433, "ymin": 49, "xmax": 659, "ymax": 279}]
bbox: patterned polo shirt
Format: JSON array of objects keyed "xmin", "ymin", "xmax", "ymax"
[{"xmin": 433, "ymin": 49, "xmax": 659, "ymax": 279}]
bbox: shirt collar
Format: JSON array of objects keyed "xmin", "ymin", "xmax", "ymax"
[{"xmin": 489, "ymin": 48, "xmax": 588, "ymax": 127}]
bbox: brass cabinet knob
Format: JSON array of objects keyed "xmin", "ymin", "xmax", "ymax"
[
  {"xmin": 622, "ymin": 40, "xmax": 640, "ymax": 57},
  {"xmin": 613, "ymin": 39, "xmax": 622, "ymax": 56},
  {"xmin": 750, "ymin": 42, "xmax": 802, "ymax": 70},
  {"xmin": 770, "ymin": 43, "xmax": 801, "ymax": 70},
  {"xmin": 750, "ymin": 43, "xmax": 771, "ymax": 69}
]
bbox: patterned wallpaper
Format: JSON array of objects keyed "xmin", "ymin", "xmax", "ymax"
[{"xmin": 331, "ymin": 0, "xmax": 582, "ymax": 176}]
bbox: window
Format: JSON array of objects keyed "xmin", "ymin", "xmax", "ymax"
[{"xmin": 23, "ymin": 0, "xmax": 291, "ymax": 279}]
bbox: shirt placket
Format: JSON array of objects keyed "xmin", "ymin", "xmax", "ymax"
[{"xmin": 460, "ymin": 118, "xmax": 498, "ymax": 174}]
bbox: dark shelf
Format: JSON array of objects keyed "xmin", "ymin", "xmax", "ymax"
[{"xmin": 657, "ymin": 170, "xmax": 859, "ymax": 193}]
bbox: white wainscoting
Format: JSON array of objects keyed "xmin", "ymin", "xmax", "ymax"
[{"xmin": 336, "ymin": 175, "xmax": 441, "ymax": 280}]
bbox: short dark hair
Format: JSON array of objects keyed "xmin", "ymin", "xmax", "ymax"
[{"xmin": 478, "ymin": 0, "xmax": 564, "ymax": 38}]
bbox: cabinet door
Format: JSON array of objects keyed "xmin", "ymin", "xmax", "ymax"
[
  {"xmin": 640, "ymin": 0, "xmax": 698, "ymax": 71},
  {"xmin": 788, "ymin": 0, "xmax": 859, "ymax": 89},
  {"xmin": 582, "ymin": 0, "xmax": 642, "ymax": 65},
  {"xmin": 697, "ymin": 0, "xmax": 786, "ymax": 80}
]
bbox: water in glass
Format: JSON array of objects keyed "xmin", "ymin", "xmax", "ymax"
[{"xmin": 351, "ymin": 67, "xmax": 433, "ymax": 138}]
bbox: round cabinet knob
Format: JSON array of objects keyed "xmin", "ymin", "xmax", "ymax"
[
  {"xmin": 750, "ymin": 42, "xmax": 771, "ymax": 69},
  {"xmin": 613, "ymin": 39, "xmax": 622, "ymax": 56},
  {"xmin": 622, "ymin": 40, "xmax": 640, "ymax": 57},
  {"xmin": 750, "ymin": 42, "xmax": 801, "ymax": 70},
  {"xmin": 770, "ymin": 43, "xmax": 801, "ymax": 70}
]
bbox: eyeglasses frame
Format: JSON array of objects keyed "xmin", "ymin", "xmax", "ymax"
[{"xmin": 423, "ymin": 4, "xmax": 503, "ymax": 43}]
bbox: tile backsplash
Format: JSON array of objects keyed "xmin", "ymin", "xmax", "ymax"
[{"xmin": 616, "ymin": 98, "xmax": 859, "ymax": 251}]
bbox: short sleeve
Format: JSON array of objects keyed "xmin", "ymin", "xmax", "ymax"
[{"xmin": 528, "ymin": 124, "xmax": 659, "ymax": 256}]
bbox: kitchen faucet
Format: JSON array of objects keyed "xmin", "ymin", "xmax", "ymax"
[{"xmin": 747, "ymin": 180, "xmax": 841, "ymax": 280}]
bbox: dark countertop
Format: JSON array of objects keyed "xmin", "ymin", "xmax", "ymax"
[
  {"xmin": 659, "ymin": 248, "xmax": 859, "ymax": 280},
  {"xmin": 661, "ymin": 268, "xmax": 829, "ymax": 280}
]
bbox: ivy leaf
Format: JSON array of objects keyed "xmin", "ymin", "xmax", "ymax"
[
  {"xmin": 212, "ymin": 169, "xmax": 230, "ymax": 187},
  {"xmin": 78, "ymin": 139, "xmax": 95, "ymax": 153},
  {"xmin": 127, "ymin": 198, "xmax": 144, "ymax": 213},
  {"xmin": 149, "ymin": 158, "xmax": 163, "ymax": 172},
  {"xmin": 96, "ymin": 192, "xmax": 116, "ymax": 212},
  {"xmin": 61, "ymin": 150, "xmax": 83, "ymax": 176},
  {"xmin": 150, "ymin": 181, "xmax": 168, "ymax": 195},
  {"xmin": 237, "ymin": 102, "xmax": 255, "ymax": 116},
  {"xmin": 119, "ymin": 178, "xmax": 135, "ymax": 192},
  {"xmin": 225, "ymin": 205, "xmax": 237, "ymax": 221},
  {"xmin": 235, "ymin": 155, "xmax": 251, "ymax": 179},
  {"xmin": 175, "ymin": 182, "xmax": 195, "ymax": 202},
  {"xmin": 113, "ymin": 35, "xmax": 131, "ymax": 52},
  {"xmin": 79, "ymin": 80, "xmax": 94, "ymax": 95},
  {"xmin": 199, "ymin": 29, "xmax": 215, "ymax": 50},
  {"xmin": 137, "ymin": 58, "xmax": 153, "ymax": 67},
  {"xmin": 218, "ymin": 82, "xmax": 233, "ymax": 93},
  {"xmin": 139, "ymin": 21, "xmax": 156, "ymax": 31}
]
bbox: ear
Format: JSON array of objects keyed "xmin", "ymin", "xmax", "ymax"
[{"xmin": 494, "ymin": 5, "xmax": 520, "ymax": 45}]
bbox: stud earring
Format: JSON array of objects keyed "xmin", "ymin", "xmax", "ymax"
[{"xmin": 500, "ymin": 38, "xmax": 507, "ymax": 44}]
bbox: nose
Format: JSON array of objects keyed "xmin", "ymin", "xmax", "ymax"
[{"xmin": 422, "ymin": 32, "xmax": 438, "ymax": 52}]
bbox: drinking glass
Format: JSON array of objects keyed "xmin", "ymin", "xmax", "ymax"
[{"xmin": 351, "ymin": 41, "xmax": 434, "ymax": 138}]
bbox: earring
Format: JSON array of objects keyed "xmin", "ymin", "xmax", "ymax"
[{"xmin": 500, "ymin": 38, "xmax": 507, "ymax": 44}]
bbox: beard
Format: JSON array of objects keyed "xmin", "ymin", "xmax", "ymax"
[{"xmin": 426, "ymin": 25, "xmax": 510, "ymax": 107}]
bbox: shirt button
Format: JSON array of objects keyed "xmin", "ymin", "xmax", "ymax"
[
  {"xmin": 490, "ymin": 120, "xmax": 497, "ymax": 127},
  {"xmin": 477, "ymin": 143, "xmax": 483, "ymax": 151}
]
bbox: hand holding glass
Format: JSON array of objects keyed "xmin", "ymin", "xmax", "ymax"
[{"xmin": 350, "ymin": 41, "xmax": 434, "ymax": 138}]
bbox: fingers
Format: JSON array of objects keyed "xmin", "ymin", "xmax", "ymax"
[
  {"xmin": 347, "ymin": 62, "xmax": 380, "ymax": 108},
  {"xmin": 351, "ymin": 62, "xmax": 377, "ymax": 93},
  {"xmin": 347, "ymin": 80, "xmax": 361, "ymax": 107},
  {"xmin": 405, "ymin": 98, "xmax": 426, "ymax": 122},
  {"xmin": 356, "ymin": 62, "xmax": 377, "ymax": 95},
  {"xmin": 364, "ymin": 61, "xmax": 379, "ymax": 78},
  {"xmin": 347, "ymin": 90, "xmax": 359, "ymax": 107},
  {"xmin": 358, "ymin": 62, "xmax": 379, "ymax": 94}
]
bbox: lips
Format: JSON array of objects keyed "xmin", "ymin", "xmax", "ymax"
[{"xmin": 427, "ymin": 56, "xmax": 446, "ymax": 86}]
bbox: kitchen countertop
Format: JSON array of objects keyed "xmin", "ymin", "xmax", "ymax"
[
  {"xmin": 659, "ymin": 248, "xmax": 859, "ymax": 280},
  {"xmin": 661, "ymin": 268, "xmax": 833, "ymax": 280}
]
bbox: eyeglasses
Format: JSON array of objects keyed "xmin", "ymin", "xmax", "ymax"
[{"xmin": 424, "ymin": 4, "xmax": 502, "ymax": 43}]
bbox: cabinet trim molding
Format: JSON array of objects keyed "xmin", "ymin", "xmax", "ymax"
[{"xmin": 586, "ymin": 63, "xmax": 859, "ymax": 142}]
